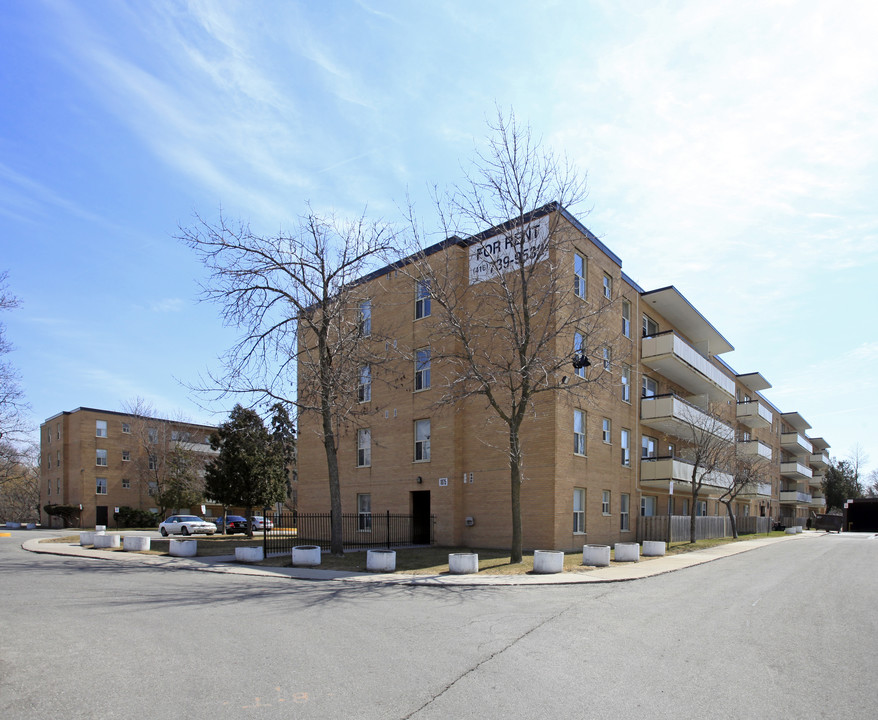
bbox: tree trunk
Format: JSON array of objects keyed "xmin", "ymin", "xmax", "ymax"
[
  {"xmin": 321, "ymin": 404, "xmax": 344, "ymax": 556},
  {"xmin": 509, "ymin": 427, "xmax": 523, "ymax": 564},
  {"xmin": 246, "ymin": 504, "xmax": 254, "ymax": 538},
  {"xmin": 723, "ymin": 501, "xmax": 738, "ymax": 539}
]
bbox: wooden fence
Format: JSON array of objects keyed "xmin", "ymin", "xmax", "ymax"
[{"xmin": 637, "ymin": 515, "xmax": 771, "ymax": 542}]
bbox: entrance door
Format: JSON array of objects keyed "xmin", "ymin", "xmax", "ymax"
[
  {"xmin": 95, "ymin": 505, "xmax": 109, "ymax": 527},
  {"xmin": 411, "ymin": 491, "xmax": 431, "ymax": 544}
]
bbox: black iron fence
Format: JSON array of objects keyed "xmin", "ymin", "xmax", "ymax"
[{"xmin": 261, "ymin": 510, "xmax": 436, "ymax": 556}]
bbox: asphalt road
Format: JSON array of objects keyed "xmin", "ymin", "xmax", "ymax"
[{"xmin": 1, "ymin": 530, "xmax": 875, "ymax": 719}]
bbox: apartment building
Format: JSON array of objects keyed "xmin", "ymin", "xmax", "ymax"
[
  {"xmin": 296, "ymin": 204, "xmax": 829, "ymax": 550},
  {"xmin": 40, "ymin": 407, "xmax": 217, "ymax": 528}
]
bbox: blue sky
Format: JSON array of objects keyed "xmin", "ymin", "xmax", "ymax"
[{"xmin": 2, "ymin": 0, "xmax": 876, "ymax": 473}]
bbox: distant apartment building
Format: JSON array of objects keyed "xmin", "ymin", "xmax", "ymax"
[
  {"xmin": 40, "ymin": 407, "xmax": 217, "ymax": 528},
  {"xmin": 295, "ymin": 204, "xmax": 828, "ymax": 550}
]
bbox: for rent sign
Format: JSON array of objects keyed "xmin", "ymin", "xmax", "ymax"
[{"xmin": 468, "ymin": 215, "xmax": 550, "ymax": 285}]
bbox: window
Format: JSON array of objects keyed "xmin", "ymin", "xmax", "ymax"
[
  {"xmin": 56, "ymin": 450, "xmax": 60, "ymax": 465},
  {"xmin": 696, "ymin": 500, "xmax": 708, "ymax": 517},
  {"xmin": 573, "ymin": 488, "xmax": 585, "ymax": 534},
  {"xmin": 622, "ymin": 300, "xmax": 631, "ymax": 338},
  {"xmin": 621, "ymin": 364, "xmax": 631, "ymax": 403},
  {"xmin": 56, "ymin": 423, "xmax": 61, "ymax": 440},
  {"xmin": 601, "ymin": 490, "xmax": 611, "ymax": 515},
  {"xmin": 357, "ymin": 493, "xmax": 372, "ymax": 532},
  {"xmin": 602, "ymin": 418, "xmax": 611, "ymax": 444},
  {"xmin": 601, "ymin": 346, "xmax": 611, "ymax": 371},
  {"xmin": 122, "ymin": 478, "xmax": 130, "ymax": 489},
  {"xmin": 96, "ymin": 449, "xmax": 107, "ymax": 467},
  {"xmin": 574, "ymin": 254, "xmax": 586, "ymax": 299},
  {"xmin": 148, "ymin": 481, "xmax": 157, "ymax": 496},
  {"xmin": 122, "ymin": 423, "xmax": 130, "ymax": 434},
  {"xmin": 358, "ymin": 300, "xmax": 372, "ymax": 337},
  {"xmin": 120, "ymin": 450, "xmax": 130, "ymax": 462},
  {"xmin": 148, "ymin": 428, "xmax": 158, "ymax": 443},
  {"xmin": 57, "ymin": 479, "xmax": 60, "ymax": 494},
  {"xmin": 642, "ymin": 376, "xmax": 657, "ymax": 398},
  {"xmin": 415, "ymin": 348, "xmax": 431, "ymax": 391},
  {"xmin": 641, "ymin": 495, "xmax": 656, "ymax": 516},
  {"xmin": 682, "ymin": 498, "xmax": 690, "ymax": 516},
  {"xmin": 358, "ymin": 365, "xmax": 372, "ymax": 403},
  {"xmin": 642, "ymin": 313, "xmax": 658, "ymax": 337},
  {"xmin": 47, "ymin": 480, "xmax": 51, "ymax": 496},
  {"xmin": 96, "ymin": 478, "xmax": 107, "ymax": 495},
  {"xmin": 620, "ymin": 494, "xmax": 630, "ymax": 531},
  {"xmin": 148, "ymin": 455, "xmax": 157, "ymax": 471},
  {"xmin": 47, "ymin": 456, "xmax": 51, "ymax": 469},
  {"xmin": 573, "ymin": 410, "xmax": 586, "ymax": 456},
  {"xmin": 641, "ymin": 435, "xmax": 658, "ymax": 459},
  {"xmin": 96, "ymin": 420, "xmax": 107, "ymax": 438},
  {"xmin": 574, "ymin": 332, "xmax": 586, "ymax": 378},
  {"xmin": 415, "ymin": 280, "xmax": 431, "ymax": 319},
  {"xmin": 602, "ymin": 273, "xmax": 612, "ymax": 299},
  {"xmin": 357, "ymin": 428, "xmax": 371, "ymax": 467},
  {"xmin": 414, "ymin": 419, "xmax": 431, "ymax": 461},
  {"xmin": 621, "ymin": 429, "xmax": 630, "ymax": 466}
]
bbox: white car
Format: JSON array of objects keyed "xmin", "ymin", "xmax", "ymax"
[
  {"xmin": 159, "ymin": 515, "xmax": 217, "ymax": 537},
  {"xmin": 250, "ymin": 516, "xmax": 274, "ymax": 531}
]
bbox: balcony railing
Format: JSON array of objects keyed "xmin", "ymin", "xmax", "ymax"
[
  {"xmin": 780, "ymin": 490, "xmax": 812, "ymax": 504},
  {"xmin": 780, "ymin": 461, "xmax": 813, "ymax": 480},
  {"xmin": 810, "ymin": 451, "xmax": 830, "ymax": 470},
  {"xmin": 736, "ymin": 400, "xmax": 773, "ymax": 428},
  {"xmin": 810, "ymin": 496, "xmax": 826, "ymax": 508},
  {"xmin": 641, "ymin": 394, "xmax": 735, "ymax": 443},
  {"xmin": 738, "ymin": 439, "xmax": 772, "ymax": 459},
  {"xmin": 740, "ymin": 482, "xmax": 773, "ymax": 498},
  {"xmin": 641, "ymin": 332, "xmax": 735, "ymax": 401},
  {"xmin": 640, "ymin": 456, "xmax": 734, "ymax": 493},
  {"xmin": 780, "ymin": 432, "xmax": 813, "ymax": 457}
]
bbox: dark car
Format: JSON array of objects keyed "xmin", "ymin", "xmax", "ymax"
[{"xmin": 217, "ymin": 515, "xmax": 248, "ymax": 534}]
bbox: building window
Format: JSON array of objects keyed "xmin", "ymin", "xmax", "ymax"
[
  {"xmin": 642, "ymin": 376, "xmax": 657, "ymax": 398},
  {"xmin": 602, "ymin": 274, "xmax": 612, "ymax": 299},
  {"xmin": 47, "ymin": 456, "xmax": 52, "ymax": 469},
  {"xmin": 96, "ymin": 478, "xmax": 107, "ymax": 495},
  {"xmin": 696, "ymin": 500, "xmax": 708, "ymax": 517},
  {"xmin": 641, "ymin": 495, "xmax": 656, "ymax": 517},
  {"xmin": 621, "ymin": 364, "xmax": 631, "ymax": 403},
  {"xmin": 56, "ymin": 450, "xmax": 60, "ymax": 465},
  {"xmin": 643, "ymin": 313, "xmax": 658, "ymax": 337},
  {"xmin": 602, "ymin": 418, "xmax": 611, "ymax": 444},
  {"xmin": 47, "ymin": 480, "xmax": 51, "ymax": 496},
  {"xmin": 357, "ymin": 493, "xmax": 372, "ymax": 531},
  {"xmin": 56, "ymin": 423, "xmax": 61, "ymax": 440},
  {"xmin": 602, "ymin": 490, "xmax": 611, "ymax": 515},
  {"xmin": 573, "ymin": 488, "xmax": 585, "ymax": 534},
  {"xmin": 96, "ymin": 420, "xmax": 107, "ymax": 438},
  {"xmin": 620, "ymin": 494, "xmax": 630, "ymax": 531},
  {"xmin": 358, "ymin": 300, "xmax": 372, "ymax": 337},
  {"xmin": 602, "ymin": 346, "xmax": 611, "ymax": 371},
  {"xmin": 148, "ymin": 455, "xmax": 157, "ymax": 471},
  {"xmin": 414, "ymin": 419, "xmax": 431, "ymax": 461},
  {"xmin": 622, "ymin": 300, "xmax": 631, "ymax": 338},
  {"xmin": 641, "ymin": 435, "xmax": 658, "ymax": 459},
  {"xmin": 415, "ymin": 348, "xmax": 431, "ymax": 391},
  {"xmin": 357, "ymin": 428, "xmax": 371, "ymax": 467},
  {"xmin": 574, "ymin": 254, "xmax": 586, "ymax": 299},
  {"xmin": 148, "ymin": 428, "xmax": 158, "ymax": 443},
  {"xmin": 574, "ymin": 332, "xmax": 586, "ymax": 378},
  {"xmin": 122, "ymin": 423, "xmax": 130, "ymax": 434},
  {"xmin": 682, "ymin": 498, "xmax": 690, "ymax": 516},
  {"xmin": 57, "ymin": 479, "xmax": 60, "ymax": 495},
  {"xmin": 122, "ymin": 478, "xmax": 130, "ymax": 489},
  {"xmin": 621, "ymin": 429, "xmax": 630, "ymax": 466},
  {"xmin": 96, "ymin": 449, "xmax": 108, "ymax": 467},
  {"xmin": 573, "ymin": 409, "xmax": 586, "ymax": 456},
  {"xmin": 415, "ymin": 280, "xmax": 431, "ymax": 319},
  {"xmin": 358, "ymin": 365, "xmax": 372, "ymax": 403},
  {"xmin": 148, "ymin": 481, "xmax": 157, "ymax": 496}
]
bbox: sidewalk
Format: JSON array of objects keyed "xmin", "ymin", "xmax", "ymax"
[{"xmin": 20, "ymin": 531, "xmax": 825, "ymax": 586}]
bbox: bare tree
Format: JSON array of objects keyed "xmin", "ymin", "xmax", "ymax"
[
  {"xmin": 717, "ymin": 449, "xmax": 773, "ymax": 539},
  {"xmin": 0, "ymin": 441, "xmax": 39, "ymax": 522},
  {"xmin": 673, "ymin": 399, "xmax": 736, "ymax": 543},
  {"xmin": 180, "ymin": 209, "xmax": 396, "ymax": 555},
  {"xmin": 0, "ymin": 271, "xmax": 30, "ymax": 446},
  {"xmin": 406, "ymin": 109, "xmax": 624, "ymax": 563},
  {"xmin": 120, "ymin": 398, "xmax": 206, "ymax": 518}
]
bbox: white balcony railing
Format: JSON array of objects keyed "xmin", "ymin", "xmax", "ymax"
[
  {"xmin": 641, "ymin": 395, "xmax": 735, "ymax": 443},
  {"xmin": 781, "ymin": 432, "xmax": 813, "ymax": 457},
  {"xmin": 738, "ymin": 440, "xmax": 772, "ymax": 459},
  {"xmin": 781, "ymin": 461, "xmax": 813, "ymax": 480},
  {"xmin": 640, "ymin": 456, "xmax": 734, "ymax": 492},
  {"xmin": 780, "ymin": 490, "xmax": 812, "ymax": 504},
  {"xmin": 641, "ymin": 332, "xmax": 735, "ymax": 401},
  {"xmin": 736, "ymin": 400, "xmax": 773, "ymax": 428}
]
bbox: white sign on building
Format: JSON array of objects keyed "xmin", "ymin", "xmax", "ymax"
[{"xmin": 468, "ymin": 215, "xmax": 550, "ymax": 285}]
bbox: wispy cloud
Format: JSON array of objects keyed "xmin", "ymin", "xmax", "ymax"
[{"xmin": 150, "ymin": 298, "xmax": 185, "ymax": 313}]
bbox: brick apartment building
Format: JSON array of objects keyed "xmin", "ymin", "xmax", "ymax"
[{"xmin": 295, "ymin": 204, "xmax": 829, "ymax": 550}]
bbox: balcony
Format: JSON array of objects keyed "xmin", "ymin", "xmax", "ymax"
[
  {"xmin": 641, "ymin": 332, "xmax": 735, "ymax": 402},
  {"xmin": 810, "ymin": 451, "xmax": 830, "ymax": 470},
  {"xmin": 641, "ymin": 395, "xmax": 735, "ymax": 442},
  {"xmin": 781, "ymin": 461, "xmax": 813, "ymax": 481},
  {"xmin": 810, "ymin": 495, "xmax": 826, "ymax": 508},
  {"xmin": 780, "ymin": 490, "xmax": 813, "ymax": 505},
  {"xmin": 781, "ymin": 432, "xmax": 813, "ymax": 457},
  {"xmin": 738, "ymin": 440, "xmax": 772, "ymax": 460},
  {"xmin": 736, "ymin": 400, "xmax": 773, "ymax": 429},
  {"xmin": 640, "ymin": 456, "xmax": 734, "ymax": 496},
  {"xmin": 740, "ymin": 482, "xmax": 773, "ymax": 498}
]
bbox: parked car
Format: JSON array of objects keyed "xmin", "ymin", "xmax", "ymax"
[
  {"xmin": 250, "ymin": 516, "xmax": 274, "ymax": 531},
  {"xmin": 158, "ymin": 515, "xmax": 217, "ymax": 537},
  {"xmin": 216, "ymin": 515, "xmax": 248, "ymax": 534}
]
